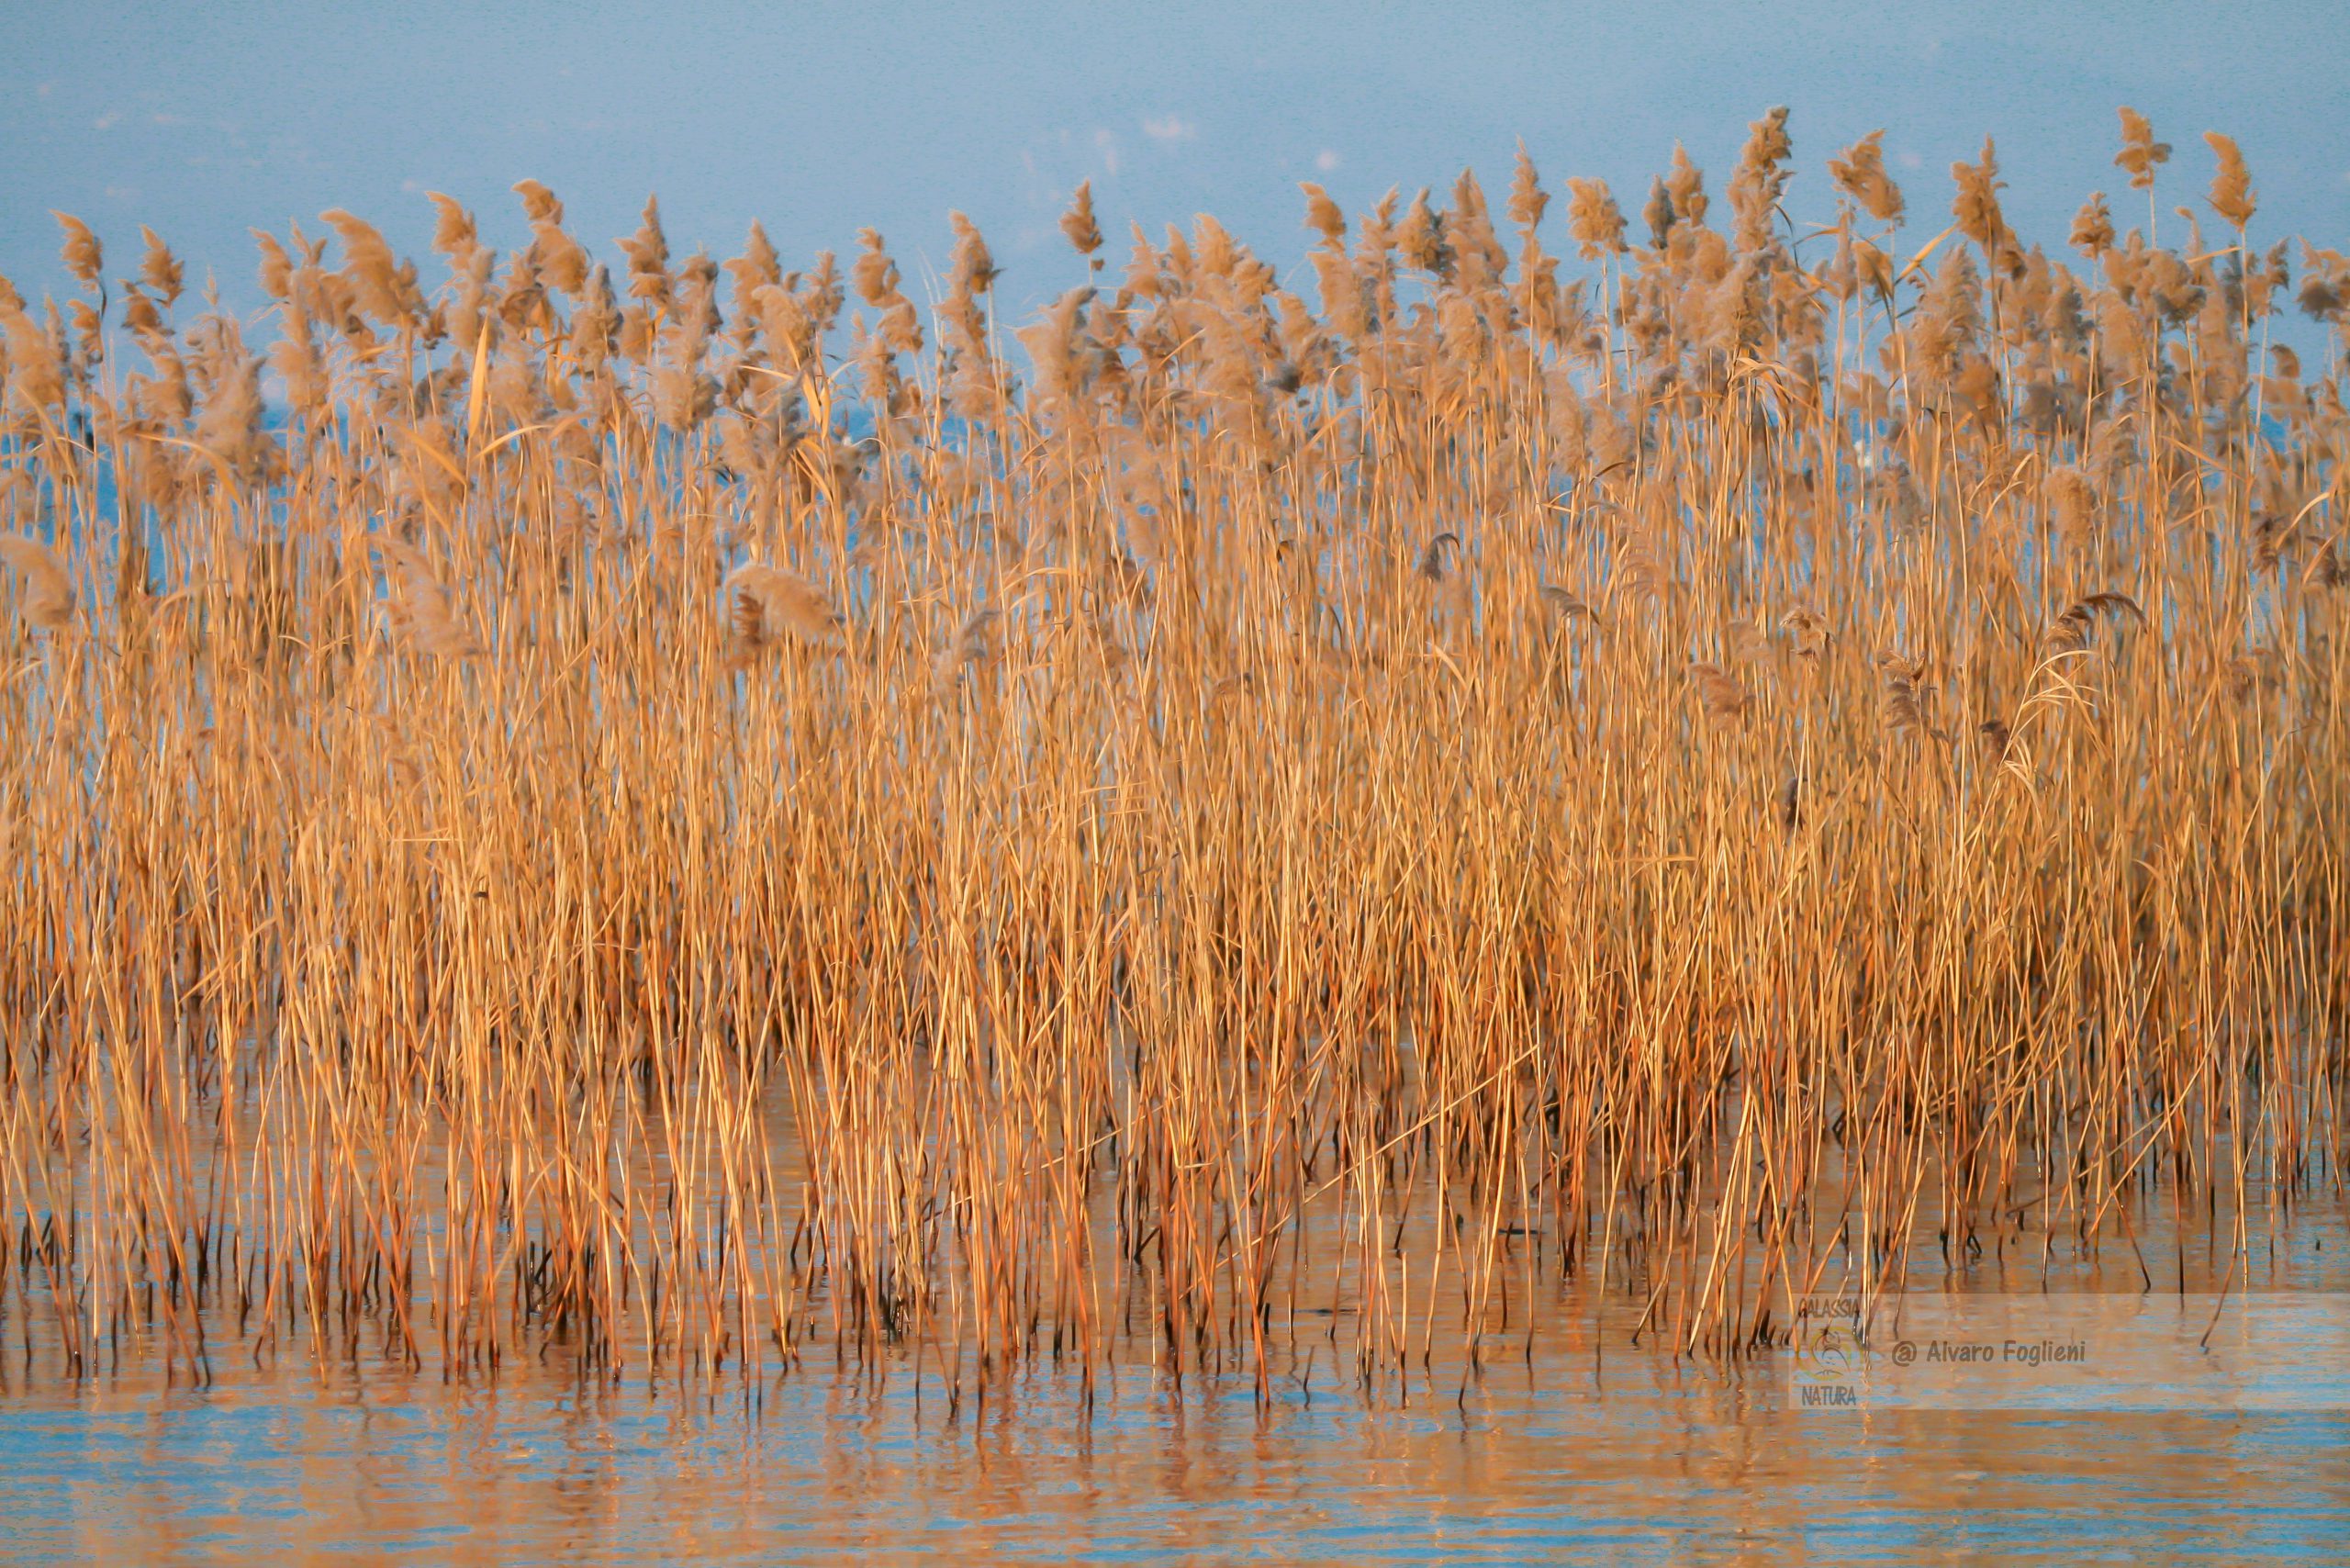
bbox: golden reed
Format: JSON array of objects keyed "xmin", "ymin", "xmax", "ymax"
[{"xmin": 0, "ymin": 108, "xmax": 2344, "ymax": 1398}]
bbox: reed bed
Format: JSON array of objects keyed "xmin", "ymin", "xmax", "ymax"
[{"xmin": 1, "ymin": 109, "xmax": 2345, "ymax": 1398}]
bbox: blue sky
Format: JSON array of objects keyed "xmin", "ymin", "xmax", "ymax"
[{"xmin": 4, "ymin": 1, "xmax": 2345, "ymax": 320}]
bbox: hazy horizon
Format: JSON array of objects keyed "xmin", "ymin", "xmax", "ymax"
[{"xmin": 6, "ymin": 1, "xmax": 2346, "ymax": 325}]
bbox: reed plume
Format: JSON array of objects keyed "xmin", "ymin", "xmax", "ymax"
[
  {"xmin": 727, "ymin": 562, "xmax": 846, "ymax": 657},
  {"xmin": 0, "ymin": 108, "xmax": 2340, "ymax": 1405},
  {"xmin": 0, "ymin": 536, "xmax": 74, "ymax": 630}
]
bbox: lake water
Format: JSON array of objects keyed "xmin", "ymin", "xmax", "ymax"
[{"xmin": 8, "ymin": 1213, "xmax": 2347, "ymax": 1563}]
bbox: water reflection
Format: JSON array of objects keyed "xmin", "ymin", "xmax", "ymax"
[{"xmin": 10, "ymin": 1278, "xmax": 2350, "ymax": 1562}]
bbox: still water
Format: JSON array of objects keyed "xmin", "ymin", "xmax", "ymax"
[{"xmin": 8, "ymin": 1246, "xmax": 2349, "ymax": 1564}]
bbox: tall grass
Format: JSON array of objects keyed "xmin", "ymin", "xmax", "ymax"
[{"xmin": 1, "ymin": 108, "xmax": 2344, "ymax": 1396}]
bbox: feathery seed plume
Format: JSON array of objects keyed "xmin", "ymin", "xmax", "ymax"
[
  {"xmin": 2203, "ymin": 131, "xmax": 2255, "ymax": 230},
  {"xmin": 1060, "ymin": 181, "xmax": 1104, "ymax": 260},
  {"xmin": 1688, "ymin": 661, "xmax": 1751, "ymax": 723},
  {"xmin": 1829, "ymin": 130, "xmax": 1906, "ymax": 225},
  {"xmin": 0, "ymin": 536, "xmax": 75, "ymax": 631},
  {"xmin": 51, "ymin": 213, "xmax": 101, "ymax": 287},
  {"xmin": 1300, "ymin": 184, "xmax": 1346, "ymax": 245},
  {"xmin": 726, "ymin": 563, "xmax": 845, "ymax": 659},
  {"xmin": 2116, "ymin": 107, "xmax": 2171, "ymax": 191},
  {"xmin": 137, "ymin": 227, "xmax": 184, "ymax": 308}
]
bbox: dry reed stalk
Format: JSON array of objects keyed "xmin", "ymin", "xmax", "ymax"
[{"xmin": 0, "ymin": 118, "xmax": 2340, "ymax": 1402}]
